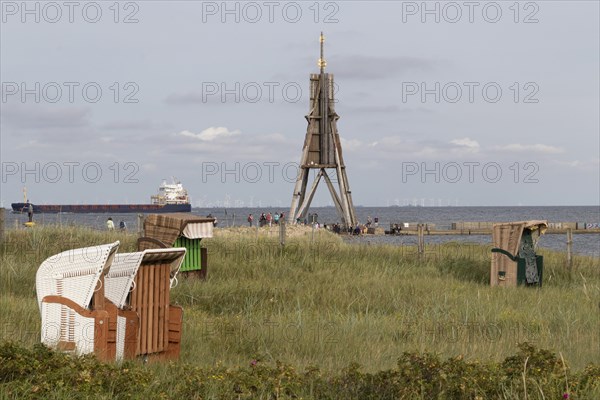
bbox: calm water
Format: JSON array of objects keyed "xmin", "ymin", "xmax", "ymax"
[{"xmin": 5, "ymin": 206, "xmax": 599, "ymax": 257}]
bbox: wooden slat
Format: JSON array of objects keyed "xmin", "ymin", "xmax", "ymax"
[
  {"xmin": 158, "ymin": 264, "xmax": 165, "ymax": 349},
  {"xmin": 160, "ymin": 265, "xmax": 165, "ymax": 350},
  {"xmin": 158, "ymin": 265, "xmax": 166, "ymax": 351},
  {"xmin": 133, "ymin": 270, "xmax": 144, "ymax": 354},
  {"xmin": 152, "ymin": 265, "xmax": 162, "ymax": 351},
  {"xmin": 164, "ymin": 264, "xmax": 171, "ymax": 350},
  {"xmin": 105, "ymin": 302, "xmax": 119, "ymax": 362},
  {"xmin": 93, "ymin": 275, "xmax": 105, "ymax": 310},
  {"xmin": 165, "ymin": 305, "xmax": 183, "ymax": 359},
  {"xmin": 132, "ymin": 268, "xmax": 138, "ymax": 353},
  {"xmin": 161, "ymin": 264, "xmax": 169, "ymax": 350},
  {"xmin": 134, "ymin": 267, "xmax": 141, "ymax": 354},
  {"xmin": 157, "ymin": 265, "xmax": 161, "ymax": 351},
  {"xmin": 121, "ymin": 310, "xmax": 139, "ymax": 359},
  {"xmin": 93, "ymin": 312, "xmax": 110, "ymax": 361},
  {"xmin": 148, "ymin": 265, "xmax": 155, "ymax": 352},
  {"xmin": 141, "ymin": 267, "xmax": 149, "ymax": 354}
]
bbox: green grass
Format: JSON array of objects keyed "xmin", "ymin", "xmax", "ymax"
[{"xmin": 1, "ymin": 225, "xmax": 599, "ymax": 398}]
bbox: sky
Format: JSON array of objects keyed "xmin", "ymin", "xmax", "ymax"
[{"xmin": 1, "ymin": 0, "xmax": 599, "ymax": 208}]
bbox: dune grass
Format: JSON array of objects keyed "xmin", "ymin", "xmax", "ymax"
[{"xmin": 0, "ymin": 225, "xmax": 599, "ymax": 398}]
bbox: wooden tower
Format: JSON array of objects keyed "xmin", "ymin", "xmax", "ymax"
[{"xmin": 288, "ymin": 33, "xmax": 357, "ymax": 228}]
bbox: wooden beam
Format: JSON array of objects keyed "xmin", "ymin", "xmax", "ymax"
[
  {"xmin": 322, "ymin": 170, "xmax": 344, "ymax": 217},
  {"xmin": 295, "ymin": 170, "xmax": 323, "ymax": 220}
]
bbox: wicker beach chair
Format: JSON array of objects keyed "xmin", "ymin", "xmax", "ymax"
[
  {"xmin": 36, "ymin": 241, "xmax": 122, "ymax": 360},
  {"xmin": 105, "ymin": 247, "xmax": 186, "ymax": 361},
  {"xmin": 490, "ymin": 220, "xmax": 547, "ymax": 287},
  {"xmin": 140, "ymin": 213, "xmax": 214, "ymax": 279}
]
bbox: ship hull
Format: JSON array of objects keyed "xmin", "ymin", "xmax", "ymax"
[{"xmin": 11, "ymin": 203, "xmax": 191, "ymax": 214}]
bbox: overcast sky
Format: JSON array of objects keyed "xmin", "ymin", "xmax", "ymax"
[{"xmin": 1, "ymin": 1, "xmax": 598, "ymax": 207}]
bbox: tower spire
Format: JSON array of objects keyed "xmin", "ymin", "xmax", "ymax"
[{"xmin": 318, "ymin": 32, "xmax": 326, "ymax": 72}]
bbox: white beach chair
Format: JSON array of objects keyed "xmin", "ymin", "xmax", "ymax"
[{"xmin": 36, "ymin": 241, "xmax": 120, "ymax": 359}]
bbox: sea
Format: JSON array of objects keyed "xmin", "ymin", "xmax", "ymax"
[{"xmin": 4, "ymin": 206, "xmax": 600, "ymax": 258}]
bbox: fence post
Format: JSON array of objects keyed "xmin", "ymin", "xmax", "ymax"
[
  {"xmin": 0, "ymin": 208, "xmax": 5, "ymax": 245},
  {"xmin": 279, "ymin": 220, "xmax": 286, "ymax": 247},
  {"xmin": 137, "ymin": 214, "xmax": 145, "ymax": 237},
  {"xmin": 418, "ymin": 224, "xmax": 425, "ymax": 258},
  {"xmin": 566, "ymin": 228, "xmax": 573, "ymax": 271}
]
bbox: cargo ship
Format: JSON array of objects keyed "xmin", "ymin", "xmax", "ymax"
[{"xmin": 12, "ymin": 179, "xmax": 192, "ymax": 214}]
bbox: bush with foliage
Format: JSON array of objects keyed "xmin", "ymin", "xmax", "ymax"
[{"xmin": 1, "ymin": 341, "xmax": 598, "ymax": 399}]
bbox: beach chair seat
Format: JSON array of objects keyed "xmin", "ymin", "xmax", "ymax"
[
  {"xmin": 36, "ymin": 241, "xmax": 124, "ymax": 360},
  {"xmin": 106, "ymin": 247, "xmax": 186, "ymax": 360}
]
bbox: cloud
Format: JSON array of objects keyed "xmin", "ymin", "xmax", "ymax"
[
  {"xmin": 15, "ymin": 139, "xmax": 52, "ymax": 150},
  {"xmin": 178, "ymin": 127, "xmax": 241, "ymax": 141},
  {"xmin": 494, "ymin": 143, "xmax": 564, "ymax": 154},
  {"xmin": 1, "ymin": 104, "xmax": 91, "ymax": 130},
  {"xmin": 340, "ymin": 137, "xmax": 363, "ymax": 152},
  {"xmin": 552, "ymin": 158, "xmax": 600, "ymax": 171},
  {"xmin": 450, "ymin": 137, "xmax": 480, "ymax": 153},
  {"xmin": 159, "ymin": 128, "xmax": 299, "ymax": 161},
  {"xmin": 0, "ymin": 104, "xmax": 99, "ymax": 149},
  {"xmin": 349, "ymin": 135, "xmax": 485, "ymax": 160}
]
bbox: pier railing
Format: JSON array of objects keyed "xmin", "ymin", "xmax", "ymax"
[{"xmin": 387, "ymin": 221, "xmax": 599, "ymax": 236}]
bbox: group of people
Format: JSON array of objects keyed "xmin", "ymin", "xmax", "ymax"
[
  {"xmin": 247, "ymin": 212, "xmax": 284, "ymax": 227},
  {"xmin": 294, "ymin": 212, "xmax": 319, "ymax": 226},
  {"xmin": 365, "ymin": 216, "xmax": 379, "ymax": 228},
  {"xmin": 303, "ymin": 215, "xmax": 379, "ymax": 236},
  {"xmin": 106, "ymin": 217, "xmax": 127, "ymax": 231}
]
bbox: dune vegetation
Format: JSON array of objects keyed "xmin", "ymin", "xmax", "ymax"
[{"xmin": 1, "ymin": 225, "xmax": 598, "ymax": 398}]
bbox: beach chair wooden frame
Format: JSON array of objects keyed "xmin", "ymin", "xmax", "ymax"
[{"xmin": 106, "ymin": 247, "xmax": 186, "ymax": 361}]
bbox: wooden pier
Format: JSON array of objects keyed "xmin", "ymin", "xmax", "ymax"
[
  {"xmin": 385, "ymin": 222, "xmax": 600, "ymax": 236},
  {"xmin": 387, "ymin": 228, "xmax": 600, "ymax": 236}
]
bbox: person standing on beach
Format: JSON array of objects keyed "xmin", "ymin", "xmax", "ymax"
[
  {"xmin": 27, "ymin": 202, "xmax": 34, "ymax": 223},
  {"xmin": 266, "ymin": 212, "xmax": 272, "ymax": 227},
  {"xmin": 207, "ymin": 213, "xmax": 218, "ymax": 227},
  {"xmin": 247, "ymin": 214, "xmax": 254, "ymax": 227},
  {"xmin": 106, "ymin": 217, "xmax": 115, "ymax": 231}
]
